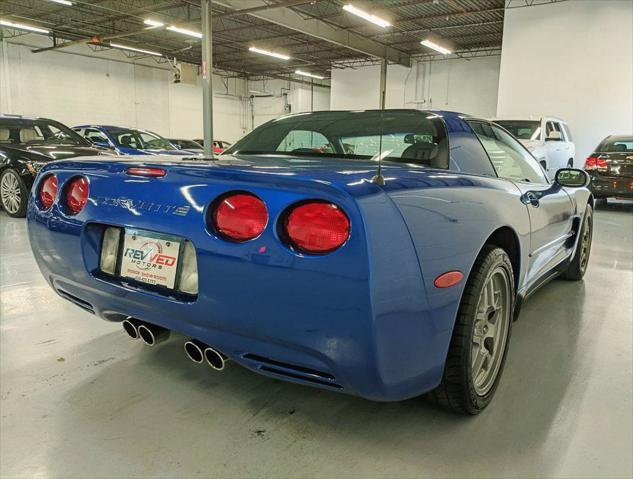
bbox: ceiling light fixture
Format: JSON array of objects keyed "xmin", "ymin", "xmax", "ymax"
[
  {"xmin": 420, "ymin": 39, "xmax": 452, "ymax": 55},
  {"xmin": 342, "ymin": 4, "xmax": 391, "ymax": 28},
  {"xmin": 249, "ymin": 46, "xmax": 290, "ymax": 61},
  {"xmin": 110, "ymin": 42, "xmax": 162, "ymax": 57},
  {"xmin": 0, "ymin": 19, "xmax": 50, "ymax": 34},
  {"xmin": 167, "ymin": 25, "xmax": 202, "ymax": 39},
  {"xmin": 48, "ymin": 0, "xmax": 73, "ymax": 5},
  {"xmin": 144, "ymin": 19, "xmax": 165, "ymax": 28},
  {"xmin": 295, "ymin": 70, "xmax": 325, "ymax": 80}
]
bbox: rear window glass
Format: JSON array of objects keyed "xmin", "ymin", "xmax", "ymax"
[
  {"xmin": 598, "ymin": 138, "xmax": 633, "ymax": 152},
  {"xmin": 225, "ymin": 110, "xmax": 449, "ymax": 169}
]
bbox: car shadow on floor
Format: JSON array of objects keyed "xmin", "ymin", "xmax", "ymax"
[{"xmin": 39, "ymin": 278, "xmax": 591, "ymax": 478}]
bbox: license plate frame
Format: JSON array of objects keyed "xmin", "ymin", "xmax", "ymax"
[{"xmin": 119, "ymin": 229, "xmax": 183, "ymax": 290}]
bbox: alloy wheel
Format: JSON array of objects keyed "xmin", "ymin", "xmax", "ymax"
[
  {"xmin": 0, "ymin": 172, "xmax": 22, "ymax": 215},
  {"xmin": 579, "ymin": 214, "xmax": 592, "ymax": 273},
  {"xmin": 471, "ymin": 267, "xmax": 511, "ymax": 396}
]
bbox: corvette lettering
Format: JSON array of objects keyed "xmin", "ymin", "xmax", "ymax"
[{"xmin": 94, "ymin": 196, "xmax": 191, "ymax": 216}]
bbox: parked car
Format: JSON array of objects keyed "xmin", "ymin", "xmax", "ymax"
[
  {"xmin": 194, "ymin": 139, "xmax": 232, "ymax": 154},
  {"xmin": 495, "ymin": 117, "xmax": 575, "ymax": 179},
  {"xmin": 73, "ymin": 125, "xmax": 195, "ymax": 156},
  {"xmin": 27, "ymin": 110, "xmax": 593, "ymax": 414},
  {"xmin": 584, "ymin": 134, "xmax": 633, "ymax": 203},
  {"xmin": 0, "ymin": 114, "xmax": 114, "ymax": 217},
  {"xmin": 169, "ymin": 139, "xmax": 204, "ymax": 155}
]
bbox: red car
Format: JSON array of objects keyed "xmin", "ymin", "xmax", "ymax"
[{"xmin": 193, "ymin": 139, "xmax": 232, "ymax": 154}]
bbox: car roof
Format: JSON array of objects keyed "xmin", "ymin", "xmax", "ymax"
[{"xmin": 0, "ymin": 114, "xmax": 56, "ymax": 122}]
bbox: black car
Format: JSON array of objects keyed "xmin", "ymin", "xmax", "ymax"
[
  {"xmin": 0, "ymin": 115, "xmax": 114, "ymax": 217},
  {"xmin": 585, "ymin": 135, "xmax": 633, "ymax": 203}
]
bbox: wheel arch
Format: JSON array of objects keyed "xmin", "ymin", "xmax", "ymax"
[{"xmin": 481, "ymin": 226, "xmax": 521, "ymax": 293}]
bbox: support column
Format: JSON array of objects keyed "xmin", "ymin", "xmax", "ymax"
[
  {"xmin": 201, "ymin": 0, "xmax": 214, "ymax": 156},
  {"xmin": 379, "ymin": 58, "xmax": 387, "ymax": 109}
]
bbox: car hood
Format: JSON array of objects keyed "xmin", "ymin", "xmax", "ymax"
[{"xmin": 2, "ymin": 144, "xmax": 111, "ymax": 161}]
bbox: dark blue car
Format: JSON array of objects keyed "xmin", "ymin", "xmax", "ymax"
[
  {"xmin": 28, "ymin": 110, "xmax": 593, "ymax": 414},
  {"xmin": 72, "ymin": 124, "xmax": 197, "ymax": 156}
]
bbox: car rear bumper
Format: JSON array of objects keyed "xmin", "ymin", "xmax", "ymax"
[
  {"xmin": 589, "ymin": 174, "xmax": 633, "ymax": 198},
  {"xmin": 27, "ymin": 207, "xmax": 454, "ymax": 402}
]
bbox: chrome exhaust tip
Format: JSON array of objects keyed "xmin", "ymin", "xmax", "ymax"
[
  {"xmin": 184, "ymin": 339, "xmax": 206, "ymax": 364},
  {"xmin": 204, "ymin": 347, "xmax": 228, "ymax": 371},
  {"xmin": 137, "ymin": 323, "xmax": 170, "ymax": 346},
  {"xmin": 122, "ymin": 318, "xmax": 140, "ymax": 339}
]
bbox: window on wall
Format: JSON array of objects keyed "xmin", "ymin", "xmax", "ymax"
[{"xmin": 468, "ymin": 120, "xmax": 548, "ymax": 184}]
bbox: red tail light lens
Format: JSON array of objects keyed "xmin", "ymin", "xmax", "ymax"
[
  {"xmin": 65, "ymin": 176, "xmax": 89, "ymax": 214},
  {"xmin": 213, "ymin": 193, "xmax": 268, "ymax": 241},
  {"xmin": 127, "ymin": 167, "xmax": 166, "ymax": 177},
  {"xmin": 284, "ymin": 202, "xmax": 350, "ymax": 254},
  {"xmin": 585, "ymin": 155, "xmax": 608, "ymax": 172},
  {"xmin": 39, "ymin": 175, "xmax": 58, "ymax": 210}
]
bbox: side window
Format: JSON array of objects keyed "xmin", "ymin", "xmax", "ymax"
[
  {"xmin": 277, "ymin": 130, "xmax": 332, "ymax": 153},
  {"xmin": 562, "ymin": 123, "xmax": 573, "ymax": 142},
  {"xmin": 84, "ymin": 129, "xmax": 108, "ymax": 144},
  {"xmin": 468, "ymin": 121, "xmax": 548, "ymax": 184}
]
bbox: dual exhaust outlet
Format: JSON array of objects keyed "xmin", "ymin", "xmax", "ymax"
[{"xmin": 122, "ymin": 318, "xmax": 228, "ymax": 371}]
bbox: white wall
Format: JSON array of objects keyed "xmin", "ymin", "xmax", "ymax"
[
  {"xmin": 0, "ymin": 35, "xmax": 250, "ymax": 142},
  {"xmin": 248, "ymin": 78, "xmax": 330, "ymax": 129},
  {"xmin": 497, "ymin": 0, "xmax": 633, "ymax": 163},
  {"xmin": 330, "ymin": 56, "xmax": 501, "ymax": 118}
]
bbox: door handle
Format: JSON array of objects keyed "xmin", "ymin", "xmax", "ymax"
[{"xmin": 521, "ymin": 191, "xmax": 540, "ymax": 207}]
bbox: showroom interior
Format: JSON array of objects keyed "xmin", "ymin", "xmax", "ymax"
[{"xmin": 0, "ymin": 0, "xmax": 632, "ymax": 477}]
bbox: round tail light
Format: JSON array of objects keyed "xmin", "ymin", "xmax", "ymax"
[
  {"xmin": 212, "ymin": 193, "xmax": 268, "ymax": 241},
  {"xmin": 65, "ymin": 176, "xmax": 89, "ymax": 214},
  {"xmin": 284, "ymin": 202, "xmax": 350, "ymax": 254},
  {"xmin": 39, "ymin": 175, "xmax": 58, "ymax": 210}
]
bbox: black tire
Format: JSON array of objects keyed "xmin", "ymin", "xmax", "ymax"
[
  {"xmin": 0, "ymin": 169, "xmax": 29, "ymax": 218},
  {"xmin": 429, "ymin": 246, "xmax": 514, "ymax": 415},
  {"xmin": 594, "ymin": 198, "xmax": 607, "ymax": 208},
  {"xmin": 561, "ymin": 204, "xmax": 593, "ymax": 281}
]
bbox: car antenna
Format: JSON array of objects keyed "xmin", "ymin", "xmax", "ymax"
[{"xmin": 371, "ymin": 109, "xmax": 385, "ymax": 186}]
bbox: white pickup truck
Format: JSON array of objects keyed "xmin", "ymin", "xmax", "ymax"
[{"xmin": 494, "ymin": 117, "xmax": 575, "ymax": 180}]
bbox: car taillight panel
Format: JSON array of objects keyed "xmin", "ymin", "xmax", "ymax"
[
  {"xmin": 65, "ymin": 176, "xmax": 90, "ymax": 214},
  {"xmin": 39, "ymin": 174, "xmax": 58, "ymax": 210},
  {"xmin": 284, "ymin": 201, "xmax": 350, "ymax": 254},
  {"xmin": 585, "ymin": 155, "xmax": 608, "ymax": 172},
  {"xmin": 212, "ymin": 192, "xmax": 268, "ymax": 241}
]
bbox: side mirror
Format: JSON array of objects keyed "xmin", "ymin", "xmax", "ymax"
[
  {"xmin": 546, "ymin": 131, "xmax": 562, "ymax": 141},
  {"xmin": 555, "ymin": 168, "xmax": 589, "ymax": 188}
]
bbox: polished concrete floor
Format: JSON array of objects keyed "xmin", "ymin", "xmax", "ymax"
[{"xmin": 1, "ymin": 202, "xmax": 632, "ymax": 479}]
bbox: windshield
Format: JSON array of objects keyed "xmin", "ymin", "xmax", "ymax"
[
  {"xmin": 106, "ymin": 127, "xmax": 174, "ymax": 150},
  {"xmin": 0, "ymin": 118, "xmax": 91, "ymax": 146},
  {"xmin": 224, "ymin": 110, "xmax": 448, "ymax": 168},
  {"xmin": 495, "ymin": 120, "xmax": 541, "ymax": 141},
  {"xmin": 598, "ymin": 137, "xmax": 633, "ymax": 153}
]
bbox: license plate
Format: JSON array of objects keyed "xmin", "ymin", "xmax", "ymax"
[{"xmin": 120, "ymin": 230, "xmax": 181, "ymax": 289}]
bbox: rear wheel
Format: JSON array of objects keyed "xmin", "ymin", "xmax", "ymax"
[
  {"xmin": 429, "ymin": 246, "xmax": 514, "ymax": 414},
  {"xmin": 561, "ymin": 204, "xmax": 593, "ymax": 280},
  {"xmin": 0, "ymin": 169, "xmax": 28, "ymax": 218}
]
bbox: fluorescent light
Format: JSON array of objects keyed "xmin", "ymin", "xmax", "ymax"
[
  {"xmin": 295, "ymin": 70, "xmax": 324, "ymax": 80},
  {"xmin": 110, "ymin": 42, "xmax": 162, "ymax": 57},
  {"xmin": 342, "ymin": 4, "xmax": 390, "ymax": 28},
  {"xmin": 0, "ymin": 19, "xmax": 49, "ymax": 34},
  {"xmin": 144, "ymin": 19, "xmax": 165, "ymax": 28},
  {"xmin": 167, "ymin": 25, "xmax": 202, "ymax": 39},
  {"xmin": 420, "ymin": 39, "xmax": 452, "ymax": 55},
  {"xmin": 48, "ymin": 0, "xmax": 73, "ymax": 5},
  {"xmin": 249, "ymin": 46, "xmax": 290, "ymax": 61}
]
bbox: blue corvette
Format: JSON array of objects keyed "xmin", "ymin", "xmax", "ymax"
[
  {"xmin": 72, "ymin": 124, "xmax": 197, "ymax": 156},
  {"xmin": 27, "ymin": 110, "xmax": 593, "ymax": 414}
]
